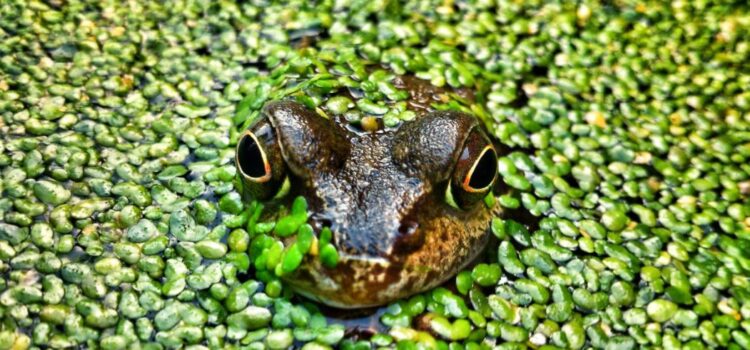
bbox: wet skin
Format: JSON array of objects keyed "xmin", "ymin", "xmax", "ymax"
[{"xmin": 235, "ymin": 84, "xmax": 503, "ymax": 308}]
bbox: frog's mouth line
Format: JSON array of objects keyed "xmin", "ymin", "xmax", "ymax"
[{"xmin": 333, "ymin": 252, "xmax": 390, "ymax": 264}]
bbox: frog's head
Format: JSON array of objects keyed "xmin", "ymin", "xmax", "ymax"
[{"xmin": 236, "ymin": 100, "xmax": 501, "ymax": 308}]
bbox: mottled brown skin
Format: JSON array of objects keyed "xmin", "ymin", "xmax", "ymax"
[{"xmin": 236, "ymin": 93, "xmax": 502, "ymax": 308}]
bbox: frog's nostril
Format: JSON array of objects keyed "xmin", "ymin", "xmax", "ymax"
[
  {"xmin": 309, "ymin": 214, "xmax": 333, "ymax": 232},
  {"xmin": 392, "ymin": 220, "xmax": 424, "ymax": 255},
  {"xmin": 320, "ymin": 218, "xmax": 333, "ymax": 228},
  {"xmin": 398, "ymin": 221, "xmax": 418, "ymax": 236}
]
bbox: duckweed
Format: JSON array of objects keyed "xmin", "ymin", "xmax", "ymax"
[{"xmin": 3, "ymin": 0, "xmax": 750, "ymax": 348}]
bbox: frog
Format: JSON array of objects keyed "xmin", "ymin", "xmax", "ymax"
[{"xmin": 234, "ymin": 80, "xmax": 503, "ymax": 309}]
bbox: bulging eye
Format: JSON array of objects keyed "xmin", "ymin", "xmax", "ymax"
[
  {"xmin": 449, "ymin": 129, "xmax": 498, "ymax": 209},
  {"xmin": 463, "ymin": 146, "xmax": 497, "ymax": 190},
  {"xmin": 237, "ymin": 132, "xmax": 269, "ymax": 180},
  {"xmin": 236, "ymin": 120, "xmax": 286, "ymax": 200}
]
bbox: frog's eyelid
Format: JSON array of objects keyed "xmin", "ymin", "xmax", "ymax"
[
  {"xmin": 391, "ymin": 110, "xmax": 477, "ymax": 181},
  {"xmin": 236, "ymin": 130, "xmax": 272, "ymax": 182},
  {"xmin": 263, "ymin": 100, "xmax": 350, "ymax": 175}
]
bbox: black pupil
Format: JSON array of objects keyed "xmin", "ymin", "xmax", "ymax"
[
  {"xmin": 238, "ymin": 134, "xmax": 267, "ymax": 178},
  {"xmin": 468, "ymin": 149, "xmax": 497, "ymax": 189}
]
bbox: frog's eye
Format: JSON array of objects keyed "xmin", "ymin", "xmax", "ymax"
[
  {"xmin": 448, "ymin": 129, "xmax": 498, "ymax": 209},
  {"xmin": 236, "ymin": 120, "xmax": 287, "ymax": 200}
]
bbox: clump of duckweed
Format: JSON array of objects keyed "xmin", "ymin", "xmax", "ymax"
[
  {"xmin": 2, "ymin": 0, "xmax": 750, "ymax": 349},
  {"xmin": 248, "ymin": 196, "xmax": 339, "ymax": 281}
]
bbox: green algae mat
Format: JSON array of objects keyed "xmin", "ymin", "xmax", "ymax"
[{"xmin": 2, "ymin": 0, "xmax": 750, "ymax": 349}]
